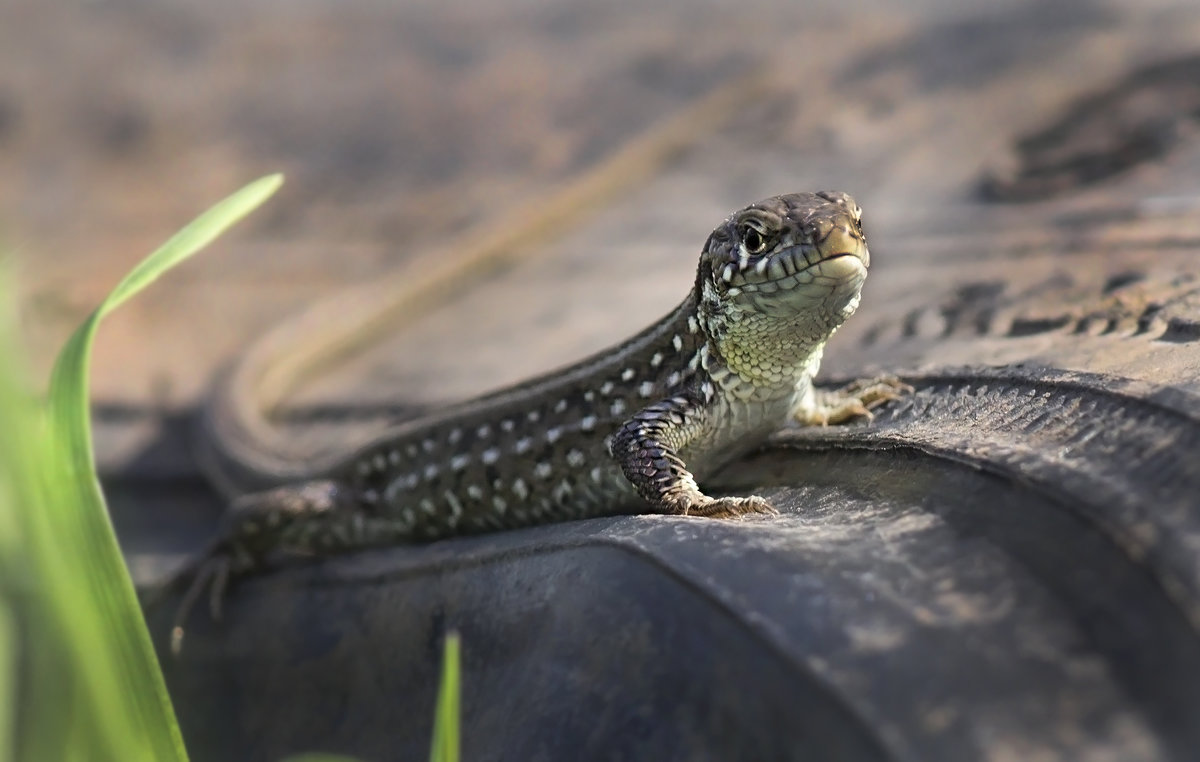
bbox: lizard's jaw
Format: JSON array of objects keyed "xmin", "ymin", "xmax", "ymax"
[{"xmin": 719, "ymin": 241, "xmax": 868, "ymax": 323}]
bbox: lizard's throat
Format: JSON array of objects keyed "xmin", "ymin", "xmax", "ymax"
[
  {"xmin": 713, "ymin": 321, "xmax": 838, "ymax": 393},
  {"xmin": 699, "ymin": 280, "xmax": 863, "ymax": 394}
]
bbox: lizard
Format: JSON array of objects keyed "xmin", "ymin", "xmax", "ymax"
[{"xmin": 165, "ymin": 190, "xmax": 905, "ymax": 652}]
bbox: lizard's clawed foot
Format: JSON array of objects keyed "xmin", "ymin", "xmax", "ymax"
[
  {"xmin": 169, "ymin": 549, "xmax": 235, "ymax": 656},
  {"xmin": 684, "ymin": 494, "xmax": 779, "ymax": 519},
  {"xmin": 142, "ymin": 539, "xmax": 252, "ymax": 656},
  {"xmin": 798, "ymin": 374, "xmax": 913, "ymax": 426}
]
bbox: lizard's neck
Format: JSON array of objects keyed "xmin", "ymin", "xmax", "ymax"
[{"xmin": 696, "ymin": 279, "xmax": 839, "ymax": 403}]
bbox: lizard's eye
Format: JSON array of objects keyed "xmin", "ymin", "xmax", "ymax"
[{"xmin": 742, "ymin": 226, "xmax": 767, "ymax": 255}]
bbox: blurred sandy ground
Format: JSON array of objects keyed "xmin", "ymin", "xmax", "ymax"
[
  {"xmin": 0, "ymin": 0, "xmax": 791, "ymax": 398},
  {"xmin": 3, "ymin": 0, "xmax": 1199, "ymax": 413}
]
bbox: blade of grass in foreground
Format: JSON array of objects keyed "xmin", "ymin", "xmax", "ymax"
[
  {"xmin": 20, "ymin": 174, "xmax": 282, "ymax": 760},
  {"xmin": 429, "ymin": 631, "xmax": 462, "ymax": 762},
  {"xmin": 0, "ymin": 271, "xmax": 30, "ymax": 762},
  {"xmin": 282, "ymin": 631, "xmax": 461, "ymax": 762}
]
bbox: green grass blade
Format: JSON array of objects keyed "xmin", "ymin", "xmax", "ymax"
[
  {"xmin": 22, "ymin": 174, "xmax": 282, "ymax": 760},
  {"xmin": 0, "ymin": 301, "xmax": 23, "ymax": 762},
  {"xmin": 98, "ymin": 174, "xmax": 284, "ymax": 320},
  {"xmin": 0, "ymin": 268, "xmax": 85, "ymax": 762},
  {"xmin": 0, "ymin": 603, "xmax": 13, "ymax": 762},
  {"xmin": 429, "ymin": 631, "xmax": 462, "ymax": 762}
]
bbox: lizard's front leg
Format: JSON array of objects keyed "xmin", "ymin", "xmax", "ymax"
[{"xmin": 609, "ymin": 390, "xmax": 777, "ymax": 519}]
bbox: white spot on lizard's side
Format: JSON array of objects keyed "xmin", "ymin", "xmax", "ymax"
[
  {"xmin": 512, "ymin": 478, "xmax": 529, "ymax": 500},
  {"xmin": 420, "ymin": 498, "xmax": 436, "ymax": 515},
  {"xmin": 447, "ymin": 428, "xmax": 462, "ymax": 445},
  {"xmin": 476, "ymin": 424, "xmax": 491, "ymax": 439},
  {"xmin": 672, "ymin": 334, "xmax": 683, "ymax": 352},
  {"xmin": 584, "ymin": 390, "xmax": 596, "ymax": 402},
  {"xmin": 501, "ymin": 419, "xmax": 515, "ymax": 432},
  {"xmin": 527, "ymin": 410, "xmax": 540, "ymax": 423},
  {"xmin": 600, "ymin": 381, "xmax": 614, "ymax": 395},
  {"xmin": 406, "ymin": 443, "xmax": 419, "ymax": 458},
  {"xmin": 554, "ymin": 398, "xmax": 569, "ymax": 414},
  {"xmin": 667, "ymin": 371, "xmax": 681, "ymax": 387},
  {"xmin": 482, "ymin": 447, "xmax": 500, "ymax": 465},
  {"xmin": 424, "ymin": 464, "xmax": 439, "ymax": 480},
  {"xmin": 650, "ymin": 352, "xmax": 664, "ymax": 368},
  {"xmin": 383, "ymin": 480, "xmax": 405, "ymax": 506},
  {"xmin": 401, "ymin": 508, "xmax": 416, "ymax": 527},
  {"xmin": 687, "ymin": 316, "xmax": 700, "ymax": 334},
  {"xmin": 621, "ymin": 368, "xmax": 635, "ymax": 382},
  {"xmin": 444, "ymin": 490, "xmax": 464, "ymax": 518},
  {"xmin": 566, "ymin": 449, "xmax": 586, "ymax": 467},
  {"xmin": 388, "ymin": 450, "xmax": 402, "ymax": 466},
  {"xmin": 422, "ymin": 439, "xmax": 436, "ymax": 453},
  {"xmin": 610, "ymin": 399, "xmax": 626, "ymax": 416},
  {"xmin": 553, "ymin": 480, "xmax": 573, "ymax": 501},
  {"xmin": 580, "ymin": 415, "xmax": 597, "ymax": 431},
  {"xmin": 546, "ymin": 427, "xmax": 562, "ymax": 444},
  {"xmin": 515, "ymin": 437, "xmax": 533, "ymax": 454},
  {"xmin": 467, "ymin": 485, "xmax": 484, "ymax": 500},
  {"xmin": 534, "ymin": 462, "xmax": 554, "ymax": 479},
  {"xmin": 385, "ymin": 474, "xmax": 415, "ymax": 500},
  {"xmin": 450, "ymin": 454, "xmax": 471, "ymax": 471},
  {"xmin": 357, "ymin": 461, "xmax": 372, "ymax": 477},
  {"xmin": 492, "ymin": 496, "xmax": 508, "ymax": 514},
  {"xmin": 639, "ymin": 381, "xmax": 655, "ymax": 398},
  {"xmin": 590, "ymin": 466, "xmax": 604, "ymax": 484}
]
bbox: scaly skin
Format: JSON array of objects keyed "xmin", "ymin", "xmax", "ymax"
[{"xmin": 165, "ymin": 191, "xmax": 906, "ymax": 652}]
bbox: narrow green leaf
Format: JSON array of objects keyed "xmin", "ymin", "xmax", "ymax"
[
  {"xmin": 429, "ymin": 632, "xmax": 462, "ymax": 762},
  {"xmin": 0, "ymin": 273, "xmax": 22, "ymax": 762},
  {"xmin": 0, "ymin": 592, "xmax": 14, "ymax": 761},
  {"xmin": 19, "ymin": 174, "xmax": 282, "ymax": 760}
]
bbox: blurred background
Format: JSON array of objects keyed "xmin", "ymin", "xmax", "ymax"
[
  {"xmin": 4, "ymin": 0, "xmax": 1198, "ymax": 401},
  {"xmin": 5, "ymin": 0, "xmax": 1200, "ymax": 562}
]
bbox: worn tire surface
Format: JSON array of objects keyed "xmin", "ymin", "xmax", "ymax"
[{"xmin": 149, "ymin": 362, "xmax": 1200, "ymax": 762}]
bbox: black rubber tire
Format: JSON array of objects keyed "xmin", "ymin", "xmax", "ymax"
[{"xmin": 148, "ymin": 363, "xmax": 1200, "ymax": 762}]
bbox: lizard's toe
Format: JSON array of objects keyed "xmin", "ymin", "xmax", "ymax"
[{"xmin": 689, "ymin": 495, "xmax": 779, "ymax": 519}]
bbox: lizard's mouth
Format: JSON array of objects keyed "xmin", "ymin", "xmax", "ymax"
[{"xmin": 718, "ymin": 242, "xmax": 868, "ymax": 297}]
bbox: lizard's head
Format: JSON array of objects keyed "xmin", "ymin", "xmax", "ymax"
[
  {"xmin": 699, "ymin": 191, "xmax": 868, "ymax": 324},
  {"xmin": 696, "ymin": 191, "xmax": 869, "ymax": 383}
]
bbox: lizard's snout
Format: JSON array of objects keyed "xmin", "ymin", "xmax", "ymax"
[{"xmin": 812, "ymin": 215, "xmax": 869, "ymax": 270}]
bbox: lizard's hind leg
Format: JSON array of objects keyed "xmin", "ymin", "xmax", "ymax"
[{"xmin": 157, "ymin": 479, "xmax": 405, "ymax": 654}]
